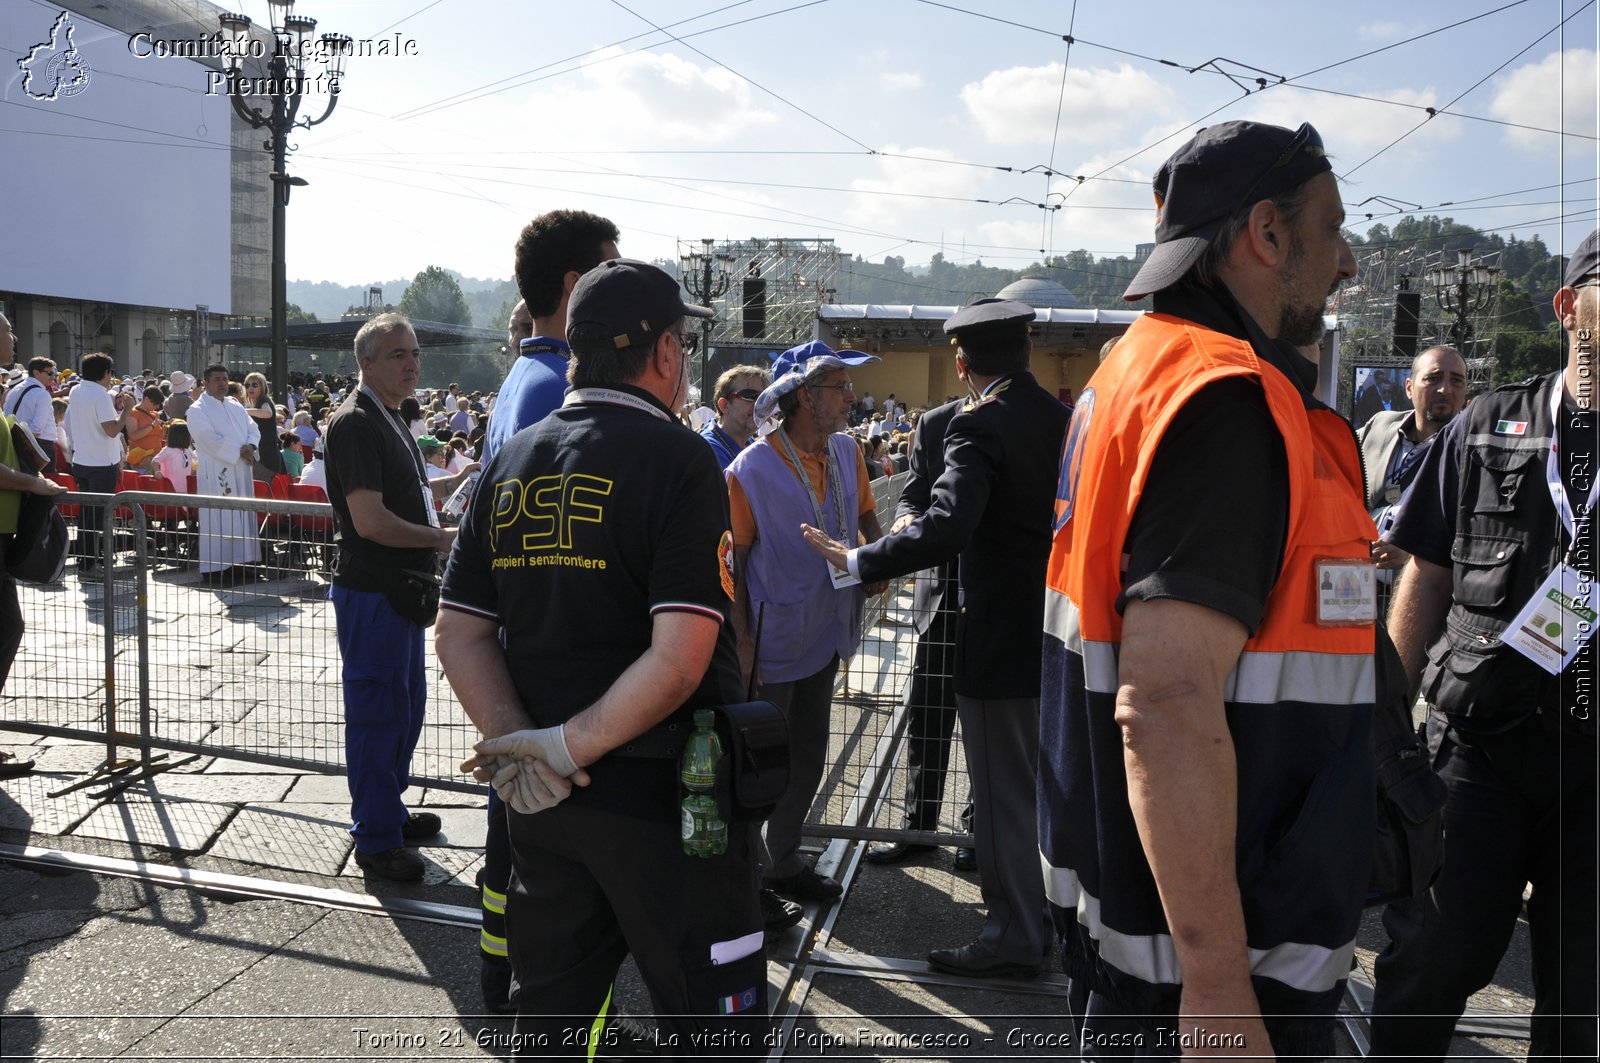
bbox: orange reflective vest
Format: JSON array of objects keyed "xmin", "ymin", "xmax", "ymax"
[{"xmin": 1038, "ymin": 311, "xmax": 1378, "ymax": 1048}]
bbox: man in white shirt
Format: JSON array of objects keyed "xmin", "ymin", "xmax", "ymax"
[
  {"xmin": 3, "ymin": 357, "xmax": 60, "ymax": 472},
  {"xmin": 63, "ymin": 352, "xmax": 132, "ymax": 572},
  {"xmin": 187, "ymin": 365, "xmax": 262, "ymax": 586}
]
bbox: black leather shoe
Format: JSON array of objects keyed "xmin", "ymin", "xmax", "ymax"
[
  {"xmin": 953, "ymin": 846, "xmax": 977, "ymax": 871},
  {"xmin": 401, "ymin": 811, "xmax": 442, "ymax": 841},
  {"xmin": 760, "ymin": 888, "xmax": 803, "ymax": 931},
  {"xmin": 928, "ymin": 942, "xmax": 1043, "ymax": 979},
  {"xmin": 767, "ymin": 863, "xmax": 843, "ymax": 901},
  {"xmin": 863, "ymin": 841, "xmax": 935, "ymax": 865},
  {"xmin": 354, "ymin": 846, "xmax": 425, "ymax": 881}
]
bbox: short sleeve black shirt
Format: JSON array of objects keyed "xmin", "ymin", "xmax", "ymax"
[
  {"xmin": 1117, "ymin": 283, "xmax": 1300, "ymax": 634},
  {"xmin": 441, "ymin": 385, "xmax": 743, "ymax": 818},
  {"xmin": 324, "ymin": 389, "xmax": 436, "ymax": 588}
]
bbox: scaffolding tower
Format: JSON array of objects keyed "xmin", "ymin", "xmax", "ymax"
[
  {"xmin": 679, "ymin": 238, "xmax": 842, "ymax": 351},
  {"xmin": 1334, "ymin": 244, "xmax": 1500, "ymax": 409}
]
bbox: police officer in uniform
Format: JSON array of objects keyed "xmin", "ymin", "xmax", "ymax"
[
  {"xmin": 803, "ymin": 298, "xmax": 1069, "ymax": 978},
  {"xmin": 1369, "ymin": 229, "xmax": 1600, "ymax": 1062},
  {"xmin": 437, "ymin": 259, "xmax": 767, "ymax": 1058}
]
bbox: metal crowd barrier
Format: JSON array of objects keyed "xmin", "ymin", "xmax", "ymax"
[{"xmin": 3, "ymin": 476, "xmax": 973, "ymax": 846}]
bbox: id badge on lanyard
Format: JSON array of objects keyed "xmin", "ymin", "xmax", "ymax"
[
  {"xmin": 1502, "ymin": 385, "xmax": 1599, "ymax": 673},
  {"xmin": 1502, "ymin": 563, "xmax": 1596, "ymax": 674}
]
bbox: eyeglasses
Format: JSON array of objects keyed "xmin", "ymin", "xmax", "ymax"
[
  {"xmin": 1235, "ymin": 122, "xmax": 1325, "ymax": 210},
  {"xmin": 724, "ymin": 388, "xmax": 761, "ymax": 402},
  {"xmin": 809, "ymin": 381, "xmax": 855, "ymax": 395}
]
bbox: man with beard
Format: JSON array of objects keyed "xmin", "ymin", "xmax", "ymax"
[
  {"xmin": 1358, "ymin": 345, "xmax": 1469, "ymax": 576},
  {"xmin": 1039, "ymin": 120, "xmax": 1375, "ymax": 1059}
]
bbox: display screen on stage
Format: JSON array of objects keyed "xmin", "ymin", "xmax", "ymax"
[
  {"xmin": 1352, "ymin": 364, "xmax": 1413, "ymax": 426},
  {"xmin": 1, "ymin": 6, "xmax": 234, "ymax": 312}
]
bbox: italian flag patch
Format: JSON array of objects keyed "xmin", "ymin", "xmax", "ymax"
[
  {"xmin": 718, "ymin": 987, "xmax": 759, "ymax": 1014},
  {"xmin": 1494, "ymin": 419, "xmax": 1528, "ymax": 436}
]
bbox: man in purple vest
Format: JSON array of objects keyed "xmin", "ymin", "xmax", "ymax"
[{"xmin": 727, "ymin": 341, "xmax": 884, "ymax": 914}]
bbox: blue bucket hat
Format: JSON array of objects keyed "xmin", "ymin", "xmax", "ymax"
[{"xmin": 752, "ymin": 341, "xmax": 879, "ymax": 429}]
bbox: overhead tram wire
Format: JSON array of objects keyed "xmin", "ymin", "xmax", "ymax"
[
  {"xmin": 1339, "ymin": 0, "xmax": 1598, "ymax": 180},
  {"xmin": 605, "ymin": 0, "xmax": 873, "ymax": 152},
  {"xmin": 387, "ymin": 0, "xmax": 816, "ymax": 124},
  {"xmin": 374, "ymin": 0, "xmax": 449, "ymax": 37},
  {"xmin": 1040, "ymin": 1, "xmax": 1082, "ymax": 259}
]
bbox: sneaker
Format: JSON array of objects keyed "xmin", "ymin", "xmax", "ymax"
[
  {"xmin": 401, "ymin": 811, "xmax": 442, "ymax": 841},
  {"xmin": 767, "ymin": 863, "xmax": 843, "ymax": 902},
  {"xmin": 760, "ymin": 888, "xmax": 803, "ymax": 931},
  {"xmin": 354, "ymin": 846, "xmax": 425, "ymax": 881}
]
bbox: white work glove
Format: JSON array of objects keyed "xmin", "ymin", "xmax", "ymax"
[
  {"xmin": 466, "ymin": 725, "xmax": 582, "ymax": 815},
  {"xmin": 487, "ymin": 757, "xmax": 574, "ymax": 815}
]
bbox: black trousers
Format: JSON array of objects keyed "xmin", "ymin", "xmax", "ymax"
[
  {"xmin": 0, "ymin": 573, "xmax": 20, "ymax": 692},
  {"xmin": 70, "ymin": 462, "xmax": 119, "ymax": 564},
  {"xmin": 898, "ymin": 583, "xmax": 972, "ymax": 834},
  {"xmin": 1369, "ymin": 713, "xmax": 1598, "ymax": 1062},
  {"xmin": 505, "ymin": 801, "xmax": 769, "ymax": 1060}
]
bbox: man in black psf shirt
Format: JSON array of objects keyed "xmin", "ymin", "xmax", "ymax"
[
  {"xmin": 437, "ymin": 260, "xmax": 767, "ymax": 1056},
  {"xmin": 325, "ymin": 313, "xmax": 472, "ymax": 883},
  {"xmin": 1370, "ymin": 230, "xmax": 1600, "ymax": 1060}
]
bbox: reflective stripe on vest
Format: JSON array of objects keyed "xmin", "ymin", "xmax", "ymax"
[
  {"xmin": 1041, "ymin": 861, "xmax": 1358, "ymax": 994},
  {"xmin": 1045, "ymin": 589, "xmax": 1374, "ymax": 706}
]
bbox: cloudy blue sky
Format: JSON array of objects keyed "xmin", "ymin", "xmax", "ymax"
[{"xmin": 165, "ymin": 0, "xmax": 1600, "ymax": 285}]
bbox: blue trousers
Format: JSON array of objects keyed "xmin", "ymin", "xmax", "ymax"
[{"xmin": 332, "ymin": 585, "xmax": 427, "ymax": 854}]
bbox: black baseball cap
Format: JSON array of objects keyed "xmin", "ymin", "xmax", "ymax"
[
  {"xmin": 567, "ymin": 258, "xmax": 713, "ymax": 354},
  {"xmin": 1564, "ymin": 228, "xmax": 1599, "ymax": 290},
  {"xmin": 1124, "ymin": 120, "xmax": 1333, "ymax": 301}
]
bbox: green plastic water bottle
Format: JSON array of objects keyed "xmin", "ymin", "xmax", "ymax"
[{"xmin": 680, "ymin": 709, "xmax": 727, "ymax": 857}]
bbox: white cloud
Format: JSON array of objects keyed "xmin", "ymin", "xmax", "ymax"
[
  {"xmin": 880, "ymin": 71, "xmax": 923, "ymax": 91},
  {"xmin": 1239, "ymin": 86, "xmax": 1456, "ymax": 159},
  {"xmin": 511, "ymin": 46, "xmax": 781, "ymax": 148},
  {"xmin": 960, "ymin": 62, "xmax": 1181, "ymax": 147},
  {"xmin": 1489, "ymin": 48, "xmax": 1598, "ymax": 147},
  {"xmin": 843, "ymin": 145, "xmax": 989, "ymax": 232}
]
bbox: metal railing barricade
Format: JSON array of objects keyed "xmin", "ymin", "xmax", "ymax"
[{"xmin": 6, "ymin": 475, "xmax": 970, "ymax": 838}]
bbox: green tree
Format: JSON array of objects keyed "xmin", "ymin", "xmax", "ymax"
[
  {"xmin": 398, "ymin": 265, "xmax": 471, "ymax": 325},
  {"xmin": 284, "ymin": 302, "xmax": 319, "ymax": 325}
]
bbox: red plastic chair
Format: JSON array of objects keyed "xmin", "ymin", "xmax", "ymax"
[
  {"xmin": 270, "ymin": 473, "xmax": 293, "ymax": 500},
  {"xmin": 48, "ymin": 471, "xmax": 80, "ymax": 520},
  {"xmin": 284, "ymin": 483, "xmax": 335, "ymax": 573}
]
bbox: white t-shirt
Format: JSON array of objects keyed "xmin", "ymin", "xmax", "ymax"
[
  {"xmin": 64, "ymin": 379, "xmax": 122, "ymax": 467},
  {"xmin": 298, "ymin": 459, "xmax": 327, "ymax": 489}
]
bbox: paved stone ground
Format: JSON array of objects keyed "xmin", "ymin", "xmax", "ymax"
[{"xmin": 0, "ymin": 565, "xmax": 1539, "ymax": 1060}]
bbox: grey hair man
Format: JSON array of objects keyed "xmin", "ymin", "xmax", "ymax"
[{"xmin": 323, "ymin": 313, "xmax": 476, "ymax": 883}]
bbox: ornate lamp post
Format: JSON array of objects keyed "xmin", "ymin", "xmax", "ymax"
[
  {"xmin": 1427, "ymin": 247, "xmax": 1498, "ymax": 351},
  {"xmin": 679, "ymin": 238, "xmax": 732, "ymax": 400},
  {"xmin": 217, "ymin": 1, "xmax": 351, "ymax": 401}
]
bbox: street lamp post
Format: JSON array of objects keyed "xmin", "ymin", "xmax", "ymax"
[
  {"xmin": 679, "ymin": 238, "xmax": 732, "ymax": 401},
  {"xmin": 1427, "ymin": 247, "xmax": 1498, "ymax": 351},
  {"xmin": 217, "ymin": 1, "xmax": 351, "ymax": 402}
]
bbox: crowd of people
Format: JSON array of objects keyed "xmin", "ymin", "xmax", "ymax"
[{"xmin": 0, "ymin": 118, "xmax": 1594, "ymax": 1063}]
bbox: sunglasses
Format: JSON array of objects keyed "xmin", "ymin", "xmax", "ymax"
[
  {"xmin": 1235, "ymin": 122, "xmax": 1325, "ymax": 210},
  {"xmin": 725, "ymin": 388, "xmax": 761, "ymax": 402}
]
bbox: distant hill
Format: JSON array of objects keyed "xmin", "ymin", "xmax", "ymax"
[{"xmin": 287, "ymin": 271, "xmax": 513, "ymax": 327}]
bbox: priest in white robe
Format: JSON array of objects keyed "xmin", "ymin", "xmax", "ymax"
[{"xmin": 187, "ymin": 365, "xmax": 261, "ymax": 580}]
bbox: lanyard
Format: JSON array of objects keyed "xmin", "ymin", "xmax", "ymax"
[
  {"xmin": 563, "ymin": 387, "xmax": 672, "ymax": 421},
  {"xmin": 360, "ymin": 384, "xmax": 428, "ymax": 486},
  {"xmin": 1547, "ymin": 382, "xmax": 1600, "ymax": 549},
  {"xmin": 775, "ymin": 427, "xmax": 846, "ymax": 541},
  {"xmin": 519, "ymin": 337, "xmax": 570, "ymax": 358}
]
